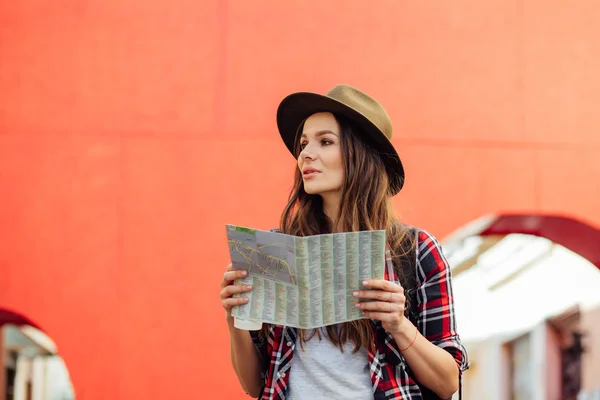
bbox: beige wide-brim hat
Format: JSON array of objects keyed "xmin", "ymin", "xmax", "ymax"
[{"xmin": 276, "ymin": 84, "xmax": 405, "ymax": 195}]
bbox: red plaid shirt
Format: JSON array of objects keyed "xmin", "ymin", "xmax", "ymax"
[{"xmin": 249, "ymin": 229, "xmax": 469, "ymax": 399}]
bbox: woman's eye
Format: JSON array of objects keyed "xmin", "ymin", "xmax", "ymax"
[
  {"xmin": 300, "ymin": 142, "xmax": 307, "ymax": 149},
  {"xmin": 321, "ymin": 139, "xmax": 333, "ymax": 146}
]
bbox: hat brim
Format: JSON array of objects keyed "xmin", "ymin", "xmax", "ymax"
[{"xmin": 276, "ymin": 92, "xmax": 405, "ymax": 194}]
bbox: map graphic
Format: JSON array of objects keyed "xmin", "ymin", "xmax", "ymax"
[
  {"xmin": 227, "ymin": 226, "xmax": 296, "ymax": 285},
  {"xmin": 225, "ymin": 224, "xmax": 386, "ymax": 330}
]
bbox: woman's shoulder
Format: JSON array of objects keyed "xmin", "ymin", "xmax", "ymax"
[
  {"xmin": 411, "ymin": 227, "xmax": 445, "ymax": 255},
  {"xmin": 392, "ymin": 222, "xmax": 444, "ymax": 251},
  {"xmin": 409, "ymin": 227, "xmax": 452, "ymax": 280}
]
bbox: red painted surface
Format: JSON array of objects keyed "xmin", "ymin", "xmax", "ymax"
[{"xmin": 1, "ymin": 1, "xmax": 600, "ymax": 398}]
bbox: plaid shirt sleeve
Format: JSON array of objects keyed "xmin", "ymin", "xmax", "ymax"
[{"xmin": 415, "ymin": 230, "xmax": 470, "ymax": 372}]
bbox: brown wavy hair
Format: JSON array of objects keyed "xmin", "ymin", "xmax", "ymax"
[{"xmin": 272, "ymin": 113, "xmax": 416, "ymax": 353}]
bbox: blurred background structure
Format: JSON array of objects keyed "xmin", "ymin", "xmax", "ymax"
[{"xmin": 1, "ymin": 1, "xmax": 599, "ymax": 399}]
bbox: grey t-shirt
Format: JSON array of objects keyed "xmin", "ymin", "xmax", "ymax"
[{"xmin": 287, "ymin": 328, "xmax": 373, "ymax": 400}]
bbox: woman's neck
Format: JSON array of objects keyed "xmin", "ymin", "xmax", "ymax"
[{"xmin": 321, "ymin": 192, "xmax": 341, "ymax": 229}]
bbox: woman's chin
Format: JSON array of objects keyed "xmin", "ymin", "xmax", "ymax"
[
  {"xmin": 303, "ymin": 184, "xmax": 323, "ymax": 195},
  {"xmin": 304, "ymin": 185, "xmax": 340, "ymax": 197}
]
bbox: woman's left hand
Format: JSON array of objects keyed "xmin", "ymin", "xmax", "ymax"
[{"xmin": 353, "ymin": 280, "xmax": 407, "ymax": 335}]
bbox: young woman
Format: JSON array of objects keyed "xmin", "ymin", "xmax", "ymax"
[{"xmin": 220, "ymin": 85, "xmax": 469, "ymax": 399}]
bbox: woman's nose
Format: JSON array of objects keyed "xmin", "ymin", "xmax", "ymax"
[{"xmin": 299, "ymin": 146, "xmax": 317, "ymax": 160}]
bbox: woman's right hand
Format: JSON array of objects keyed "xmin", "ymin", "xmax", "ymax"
[{"xmin": 220, "ymin": 264, "xmax": 253, "ymax": 321}]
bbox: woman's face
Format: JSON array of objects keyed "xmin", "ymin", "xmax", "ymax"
[{"xmin": 297, "ymin": 112, "xmax": 344, "ymax": 197}]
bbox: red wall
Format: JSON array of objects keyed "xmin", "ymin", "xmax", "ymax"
[{"xmin": 1, "ymin": 1, "xmax": 599, "ymax": 398}]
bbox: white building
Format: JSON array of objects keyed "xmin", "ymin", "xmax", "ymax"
[
  {"xmin": 1, "ymin": 324, "xmax": 75, "ymax": 400},
  {"xmin": 445, "ymin": 228, "xmax": 600, "ymax": 399}
]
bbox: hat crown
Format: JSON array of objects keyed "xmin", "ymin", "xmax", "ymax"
[{"xmin": 326, "ymin": 85, "xmax": 393, "ymax": 141}]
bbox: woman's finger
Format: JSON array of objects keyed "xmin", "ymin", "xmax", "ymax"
[
  {"xmin": 221, "ymin": 270, "xmax": 248, "ymax": 287},
  {"xmin": 220, "ymin": 284, "xmax": 253, "ymax": 299},
  {"xmin": 361, "ymin": 311, "xmax": 400, "ymax": 321},
  {"xmin": 222, "ymin": 297, "xmax": 250, "ymax": 309},
  {"xmin": 362, "ymin": 279, "xmax": 404, "ymax": 293},
  {"xmin": 353, "ymin": 290, "xmax": 405, "ymax": 303},
  {"xmin": 356, "ymin": 301, "xmax": 404, "ymax": 313}
]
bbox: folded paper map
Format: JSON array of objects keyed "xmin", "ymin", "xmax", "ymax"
[{"xmin": 226, "ymin": 224, "xmax": 386, "ymax": 329}]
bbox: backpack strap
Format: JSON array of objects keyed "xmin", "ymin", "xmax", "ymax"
[{"xmin": 395, "ymin": 227, "xmax": 420, "ymax": 326}]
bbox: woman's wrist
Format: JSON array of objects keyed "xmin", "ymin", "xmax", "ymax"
[
  {"xmin": 226, "ymin": 314, "xmax": 236, "ymax": 329},
  {"xmin": 392, "ymin": 317, "xmax": 418, "ymax": 350}
]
